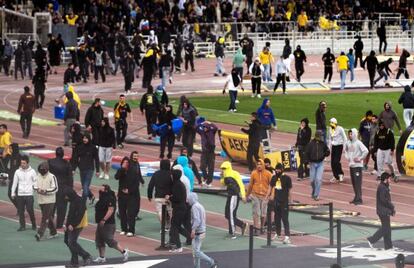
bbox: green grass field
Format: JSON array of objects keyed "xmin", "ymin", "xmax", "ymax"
[{"xmin": 100, "ymin": 91, "xmax": 404, "ymax": 133}]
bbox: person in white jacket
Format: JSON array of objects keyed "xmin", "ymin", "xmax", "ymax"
[
  {"xmin": 328, "ymin": 118, "xmax": 347, "ymax": 183},
  {"xmin": 11, "ymin": 155, "xmax": 37, "ymax": 231},
  {"xmin": 33, "ymin": 162, "xmax": 58, "ymax": 241},
  {"xmin": 344, "ymin": 128, "xmax": 369, "ymax": 205}
]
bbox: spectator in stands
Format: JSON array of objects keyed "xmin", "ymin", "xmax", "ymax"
[
  {"xmin": 249, "ymin": 57, "xmax": 264, "ymax": 98},
  {"xmin": 297, "ymin": 10, "xmax": 308, "ymax": 32},
  {"xmin": 374, "ymin": 58, "xmax": 393, "ymax": 87},
  {"xmin": 377, "ymin": 23, "xmax": 387, "ymax": 54},
  {"xmin": 214, "ymin": 37, "xmax": 226, "ymax": 77},
  {"xmin": 84, "ymin": 98, "xmax": 104, "ymax": 145},
  {"xmin": 98, "ymin": 118, "xmax": 116, "ymax": 180},
  {"xmin": 347, "ymin": 49, "xmax": 355, "ymax": 82},
  {"xmin": 336, "ymin": 51, "xmax": 349, "ymax": 90},
  {"xmin": 17, "ymin": 86, "xmax": 36, "ymax": 139},
  {"xmin": 396, "ymin": 49, "xmax": 410, "ymax": 79},
  {"xmin": 259, "ymin": 46, "xmax": 274, "ymax": 83},
  {"xmin": 363, "ymin": 50, "xmax": 379, "ymax": 89},
  {"xmin": 322, "ymin": 48, "xmax": 335, "ymax": 84},
  {"xmin": 353, "ymin": 36, "xmax": 364, "ymax": 68},
  {"xmin": 294, "ymin": 45, "xmax": 306, "ymax": 82},
  {"xmin": 114, "ymin": 94, "xmax": 131, "ymax": 149},
  {"xmin": 296, "ymin": 118, "xmax": 312, "ymax": 180},
  {"xmin": 65, "ymin": 11, "xmax": 79, "ymax": 26}
]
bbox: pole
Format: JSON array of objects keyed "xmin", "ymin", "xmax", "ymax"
[
  {"xmin": 249, "ymin": 225, "xmax": 254, "ymax": 268},
  {"xmin": 262, "ymin": 205, "xmax": 276, "ymax": 248},
  {"xmin": 155, "ymin": 204, "xmax": 168, "ymax": 250},
  {"xmin": 329, "ymin": 202, "xmax": 334, "ymax": 246},
  {"xmin": 337, "ymin": 220, "xmax": 342, "ymax": 267}
]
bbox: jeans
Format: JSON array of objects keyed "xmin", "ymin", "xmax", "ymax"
[
  {"xmin": 64, "ymin": 228, "xmax": 91, "ymax": 265},
  {"xmin": 310, "ymin": 161, "xmax": 324, "ymax": 198},
  {"xmin": 374, "ymin": 70, "xmax": 388, "ymax": 84},
  {"xmin": 215, "ymin": 56, "xmax": 225, "ymax": 74},
  {"xmin": 403, "ymin": 109, "xmax": 414, "ymax": 128},
  {"xmin": 340, "ymin": 70, "xmax": 347, "ymax": 90},
  {"xmin": 64, "ymin": 118, "xmax": 76, "ymax": 146},
  {"xmin": 79, "ymin": 169, "xmax": 94, "ymax": 199},
  {"xmin": 348, "ymin": 66, "xmax": 355, "ymax": 82},
  {"xmin": 262, "ymin": 64, "xmax": 270, "ymax": 82},
  {"xmin": 192, "ymin": 233, "xmax": 215, "ymax": 268},
  {"xmin": 161, "ymin": 66, "xmax": 171, "ymax": 88},
  {"xmin": 228, "ymin": 90, "xmax": 237, "ymax": 110}
]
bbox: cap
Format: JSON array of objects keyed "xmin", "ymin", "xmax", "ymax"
[{"xmin": 329, "ymin": 118, "xmax": 337, "ymax": 124}]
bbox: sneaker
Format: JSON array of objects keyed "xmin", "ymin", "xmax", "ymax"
[
  {"xmin": 206, "ymin": 183, "xmax": 212, "ymax": 188},
  {"xmin": 122, "ymin": 249, "xmax": 129, "ymax": 262},
  {"xmin": 17, "ymin": 227, "xmax": 26, "ymax": 231},
  {"xmin": 235, "ymin": 99, "xmax": 240, "ymax": 104},
  {"xmin": 233, "ymin": 109, "xmax": 237, "ymax": 112},
  {"xmin": 330, "ymin": 177, "xmax": 337, "ymax": 183},
  {"xmin": 169, "ymin": 247, "xmax": 183, "ymax": 253},
  {"xmin": 283, "ymin": 236, "xmax": 291, "ymax": 244},
  {"xmin": 370, "ymin": 170, "xmax": 377, "ymax": 175},
  {"xmin": 210, "ymin": 262, "xmax": 218, "ymax": 268},
  {"xmin": 257, "ymin": 94, "xmax": 261, "ymax": 98},
  {"xmin": 99, "ymin": 173, "xmax": 104, "ymax": 179},
  {"xmin": 104, "ymin": 174, "xmax": 110, "ymax": 180},
  {"xmin": 83, "ymin": 256, "xmax": 93, "ymax": 266},
  {"xmin": 272, "ymin": 234, "xmax": 279, "ymax": 241},
  {"xmin": 228, "ymin": 109, "xmax": 234, "ymax": 112},
  {"xmin": 120, "ymin": 231, "xmax": 126, "ymax": 236},
  {"xmin": 93, "ymin": 257, "xmax": 106, "ymax": 263},
  {"xmin": 126, "ymin": 232, "xmax": 134, "ymax": 237},
  {"xmin": 367, "ymin": 239, "xmax": 374, "ymax": 249},
  {"xmin": 49, "ymin": 233, "xmax": 58, "ymax": 239},
  {"xmin": 313, "ymin": 196, "xmax": 320, "ymax": 201},
  {"xmin": 242, "ymin": 222, "xmax": 248, "ymax": 236},
  {"xmin": 251, "ymin": 94, "xmax": 256, "ymax": 98},
  {"xmin": 339, "ymin": 174, "xmax": 344, "ymax": 182},
  {"xmin": 230, "ymin": 234, "xmax": 237, "ymax": 240},
  {"xmin": 118, "ymin": 144, "xmax": 124, "ymax": 149},
  {"xmin": 214, "ymin": 73, "xmax": 219, "ymax": 77},
  {"xmin": 35, "ymin": 234, "xmax": 40, "ymax": 241}
]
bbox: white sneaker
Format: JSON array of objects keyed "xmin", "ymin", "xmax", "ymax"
[
  {"xmin": 169, "ymin": 247, "xmax": 183, "ymax": 253},
  {"xmin": 99, "ymin": 173, "xmax": 104, "ymax": 179},
  {"xmin": 104, "ymin": 174, "xmax": 109, "ymax": 180},
  {"xmin": 235, "ymin": 99, "xmax": 240, "ymax": 104},
  {"xmin": 233, "ymin": 109, "xmax": 237, "ymax": 112},
  {"xmin": 122, "ymin": 249, "xmax": 129, "ymax": 262},
  {"xmin": 339, "ymin": 174, "xmax": 344, "ymax": 182},
  {"xmin": 120, "ymin": 231, "xmax": 126, "ymax": 236},
  {"xmin": 228, "ymin": 109, "xmax": 234, "ymax": 112},
  {"xmin": 272, "ymin": 234, "xmax": 279, "ymax": 241},
  {"xmin": 93, "ymin": 257, "xmax": 106, "ymax": 263},
  {"xmin": 330, "ymin": 177, "xmax": 337, "ymax": 183},
  {"xmin": 251, "ymin": 94, "xmax": 256, "ymax": 98},
  {"xmin": 206, "ymin": 183, "xmax": 212, "ymax": 188},
  {"xmin": 370, "ymin": 170, "xmax": 378, "ymax": 175},
  {"xmin": 257, "ymin": 94, "xmax": 261, "ymax": 98},
  {"xmin": 126, "ymin": 232, "xmax": 134, "ymax": 237},
  {"xmin": 367, "ymin": 239, "xmax": 374, "ymax": 249},
  {"xmin": 283, "ymin": 236, "xmax": 291, "ymax": 244}
]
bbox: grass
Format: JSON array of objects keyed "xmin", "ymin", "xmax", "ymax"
[{"xmin": 99, "ymin": 91, "xmax": 404, "ymax": 134}]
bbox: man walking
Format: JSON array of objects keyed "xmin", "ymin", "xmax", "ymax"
[
  {"xmin": 196, "ymin": 120, "xmax": 218, "ymax": 187},
  {"xmin": 374, "ymin": 120, "xmax": 397, "ymax": 180},
  {"xmin": 294, "ymin": 45, "xmax": 307, "ymax": 82},
  {"xmin": 63, "ymin": 91, "xmax": 80, "ymax": 146},
  {"xmin": 367, "ymin": 172, "xmax": 395, "ymax": 250},
  {"xmin": 363, "ymin": 51, "xmax": 379, "ymax": 89},
  {"xmin": 398, "ymin": 85, "xmax": 414, "ymax": 128},
  {"xmin": 241, "ymin": 112, "xmax": 262, "ymax": 171},
  {"xmin": 344, "ymin": 129, "xmax": 369, "ymax": 205},
  {"xmin": 114, "ymin": 94, "xmax": 131, "ymax": 149},
  {"xmin": 328, "ymin": 118, "xmax": 347, "ymax": 183},
  {"xmin": 315, "ymin": 101, "xmax": 327, "ymax": 143},
  {"xmin": 140, "ymin": 85, "xmax": 161, "ymax": 139},
  {"xmin": 34, "ymin": 162, "xmax": 58, "ymax": 241},
  {"xmin": 378, "ymin": 101, "xmax": 402, "ymax": 134},
  {"xmin": 296, "ymin": 118, "xmax": 312, "ymax": 180},
  {"xmin": 84, "ymin": 98, "xmax": 104, "ymax": 145},
  {"xmin": 273, "ymin": 56, "xmax": 287, "ymax": 94},
  {"xmin": 336, "ymin": 51, "xmax": 349, "ymax": 90},
  {"xmin": 17, "ymin": 86, "xmax": 36, "ymax": 138},
  {"xmin": 353, "ymin": 36, "xmax": 364, "ymax": 68}
]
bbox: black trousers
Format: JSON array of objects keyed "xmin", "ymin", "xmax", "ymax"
[
  {"xmin": 350, "ymin": 167, "xmax": 363, "ymax": 202},
  {"xmin": 297, "ymin": 147, "xmax": 309, "ymax": 178},
  {"xmin": 124, "ymin": 72, "xmax": 133, "ymax": 91},
  {"xmin": 184, "ymin": 204, "xmax": 192, "ymax": 243},
  {"xmin": 371, "ymin": 148, "xmax": 378, "ymax": 171},
  {"xmin": 182, "ymin": 127, "xmax": 196, "ymax": 157},
  {"xmin": 225, "ymin": 195, "xmax": 244, "ymax": 235},
  {"xmin": 396, "ymin": 68, "xmax": 409, "ymax": 79},
  {"xmin": 64, "ymin": 228, "xmax": 90, "ymax": 265},
  {"xmin": 54, "ymin": 189, "xmax": 69, "ymax": 228},
  {"xmin": 368, "ymin": 215, "xmax": 393, "ymax": 249},
  {"xmin": 16, "ymin": 195, "xmax": 36, "ymax": 228},
  {"xmin": 115, "ymin": 120, "xmax": 128, "ymax": 145},
  {"xmin": 3, "ymin": 56, "xmax": 11, "ymax": 75},
  {"xmin": 251, "ymin": 77, "xmax": 261, "ymax": 95},
  {"xmin": 246, "ymin": 56, "xmax": 253, "ymax": 73},
  {"xmin": 7, "ymin": 178, "xmax": 17, "ymax": 209},
  {"xmin": 324, "ymin": 66, "xmax": 333, "ymax": 82},
  {"xmin": 379, "ymin": 39, "xmax": 387, "ymax": 54},
  {"xmin": 34, "ymin": 86, "xmax": 45, "ymax": 108},
  {"xmin": 142, "ymin": 67, "xmax": 153, "ymax": 88},
  {"xmin": 118, "ymin": 193, "xmax": 139, "ymax": 234},
  {"xmin": 78, "ymin": 61, "xmax": 88, "ymax": 82},
  {"xmin": 145, "ymin": 110, "xmax": 158, "ymax": 136},
  {"xmin": 368, "ymin": 69, "xmax": 376, "ymax": 88},
  {"xmin": 331, "ymin": 145, "xmax": 344, "ymax": 180},
  {"xmin": 274, "ymin": 201, "xmax": 290, "ymax": 236},
  {"xmin": 274, "ymin": 73, "xmax": 286, "ymax": 93},
  {"xmin": 247, "ymin": 143, "xmax": 260, "ymax": 171},
  {"xmin": 185, "ymin": 54, "xmax": 194, "ymax": 71},
  {"xmin": 15, "ymin": 63, "xmax": 24, "ymax": 80},
  {"xmin": 20, "ymin": 113, "xmax": 33, "ymax": 137},
  {"xmin": 200, "ymin": 149, "xmax": 215, "ymax": 184},
  {"xmin": 355, "ymin": 52, "xmax": 363, "ymax": 68},
  {"xmin": 94, "ymin": 66, "xmax": 106, "ymax": 82},
  {"xmin": 160, "ymin": 133, "xmax": 175, "ymax": 159},
  {"xmin": 295, "ymin": 63, "xmax": 304, "ymax": 82},
  {"xmin": 170, "ymin": 206, "xmax": 188, "ymax": 248}
]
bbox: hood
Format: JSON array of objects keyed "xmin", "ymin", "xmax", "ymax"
[
  {"xmin": 404, "ymin": 85, "xmax": 411, "ymax": 93},
  {"xmin": 187, "ymin": 192, "xmax": 198, "ymax": 206},
  {"xmin": 384, "ymin": 101, "xmax": 392, "ymax": 110},
  {"xmin": 220, "ymin": 161, "xmax": 234, "ymax": 177},
  {"xmin": 349, "ymin": 128, "xmax": 358, "ymax": 142},
  {"xmin": 150, "ymin": 30, "xmax": 155, "ymax": 36},
  {"xmin": 65, "ymin": 91, "xmax": 73, "ymax": 100},
  {"xmin": 171, "ymin": 169, "xmax": 182, "ymax": 182},
  {"xmin": 259, "ymin": 98, "xmax": 270, "ymax": 109},
  {"xmin": 102, "ymin": 117, "xmax": 110, "ymax": 128},
  {"xmin": 160, "ymin": 159, "xmax": 171, "ymax": 171},
  {"xmin": 177, "ymin": 156, "xmax": 189, "ymax": 167},
  {"xmin": 301, "ymin": 118, "xmax": 309, "ymax": 127}
]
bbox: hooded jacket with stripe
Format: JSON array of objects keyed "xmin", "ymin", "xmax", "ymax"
[
  {"xmin": 33, "ymin": 172, "xmax": 58, "ymax": 204},
  {"xmin": 220, "ymin": 161, "xmax": 246, "ymax": 199}
]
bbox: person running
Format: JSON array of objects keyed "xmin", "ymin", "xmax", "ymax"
[
  {"xmin": 363, "ymin": 50, "xmax": 379, "ymax": 89},
  {"xmin": 11, "ymin": 155, "xmax": 37, "ymax": 231},
  {"xmin": 367, "ymin": 172, "xmax": 395, "ymax": 250},
  {"xmin": 247, "ymin": 159, "xmax": 272, "ymax": 236},
  {"xmin": 220, "ymin": 161, "xmax": 248, "ymax": 239},
  {"xmin": 398, "ymin": 85, "xmax": 414, "ymax": 128},
  {"xmin": 305, "ymin": 130, "xmax": 330, "ymax": 201},
  {"xmin": 97, "ymin": 118, "xmax": 116, "ymax": 180},
  {"xmin": 374, "ymin": 58, "xmax": 393, "ymax": 87},
  {"xmin": 196, "ymin": 120, "xmax": 218, "ymax": 187},
  {"xmin": 294, "ymin": 45, "xmax": 306, "ymax": 82},
  {"xmin": 378, "ymin": 101, "xmax": 402, "ymax": 134},
  {"xmin": 84, "ymin": 98, "xmax": 104, "ymax": 145},
  {"xmin": 114, "ymin": 94, "xmax": 131, "ymax": 149},
  {"xmin": 374, "ymin": 120, "xmax": 398, "ymax": 181},
  {"xmin": 33, "ymin": 162, "xmax": 58, "ymax": 241},
  {"xmin": 359, "ymin": 111, "xmax": 374, "ymax": 170},
  {"xmin": 344, "ymin": 129, "xmax": 369, "ymax": 205},
  {"xmin": 273, "ymin": 56, "xmax": 287, "ymax": 94},
  {"xmin": 249, "ymin": 57, "xmax": 264, "ymax": 98},
  {"xmin": 296, "ymin": 118, "xmax": 312, "ymax": 180},
  {"xmin": 241, "ymin": 112, "xmax": 262, "ymax": 171},
  {"xmin": 140, "ymin": 85, "xmax": 161, "ymax": 139},
  {"xmin": 158, "ymin": 105, "xmax": 176, "ymax": 159},
  {"xmin": 93, "ymin": 184, "xmax": 129, "ymax": 264},
  {"xmin": 396, "ymin": 49, "xmax": 410, "ymax": 79},
  {"xmin": 322, "ymin": 48, "xmax": 335, "ymax": 83},
  {"xmin": 328, "ymin": 118, "xmax": 347, "ymax": 183},
  {"xmin": 336, "ymin": 51, "xmax": 349, "ymax": 90},
  {"xmin": 17, "ymin": 86, "xmax": 36, "ymax": 139},
  {"xmin": 353, "ymin": 36, "xmax": 364, "ymax": 68},
  {"xmin": 268, "ymin": 163, "xmax": 292, "ymax": 244},
  {"xmin": 223, "ymin": 68, "xmax": 243, "ymax": 112},
  {"xmin": 188, "ymin": 193, "xmax": 218, "ymax": 268}
]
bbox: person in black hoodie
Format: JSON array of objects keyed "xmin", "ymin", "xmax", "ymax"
[
  {"xmin": 64, "ymin": 91, "xmax": 80, "ymax": 147},
  {"xmin": 315, "ymin": 101, "xmax": 327, "ymax": 144},
  {"xmin": 398, "ymin": 85, "xmax": 414, "ymax": 128},
  {"xmin": 296, "ymin": 118, "xmax": 312, "ymax": 180},
  {"xmin": 396, "ymin": 49, "xmax": 410, "ymax": 80},
  {"xmin": 166, "ymin": 169, "xmax": 188, "ymax": 252},
  {"xmin": 63, "ymin": 63, "xmax": 76, "ymax": 85},
  {"xmin": 148, "ymin": 159, "xmax": 173, "ymax": 226},
  {"xmin": 32, "ymin": 67, "xmax": 47, "ymax": 109},
  {"xmin": 122, "ymin": 50, "xmax": 135, "ymax": 94},
  {"xmin": 363, "ymin": 50, "xmax": 379, "ymax": 89},
  {"xmin": 84, "ymin": 98, "xmax": 104, "ymax": 145},
  {"xmin": 377, "ymin": 23, "xmax": 387, "ymax": 54},
  {"xmin": 353, "ymin": 36, "xmax": 364, "ymax": 68},
  {"xmin": 70, "ymin": 122, "xmax": 83, "ymax": 155},
  {"xmin": 48, "ymin": 147, "xmax": 73, "ymax": 228},
  {"xmin": 7, "ymin": 143, "xmax": 21, "ymax": 210},
  {"xmin": 14, "ymin": 43, "xmax": 24, "ymax": 80},
  {"xmin": 97, "ymin": 118, "xmax": 116, "ymax": 180},
  {"xmin": 294, "ymin": 45, "xmax": 306, "ymax": 82},
  {"xmin": 322, "ymin": 48, "xmax": 335, "ymax": 83},
  {"xmin": 71, "ymin": 134, "xmax": 99, "ymax": 202},
  {"xmin": 140, "ymin": 85, "xmax": 160, "ymax": 139},
  {"xmin": 63, "ymin": 187, "xmax": 92, "ymax": 267},
  {"xmin": 241, "ymin": 112, "xmax": 262, "ymax": 171},
  {"xmin": 374, "ymin": 120, "xmax": 397, "ymax": 180},
  {"xmin": 374, "ymin": 58, "xmax": 393, "ymax": 87},
  {"xmin": 367, "ymin": 172, "xmax": 395, "ymax": 250},
  {"xmin": 158, "ymin": 105, "xmax": 176, "ymax": 159}
]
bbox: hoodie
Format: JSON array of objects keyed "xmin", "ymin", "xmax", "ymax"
[
  {"xmin": 257, "ymin": 99, "xmax": 276, "ymax": 127},
  {"xmin": 188, "ymin": 193, "xmax": 206, "ymax": 234},
  {"xmin": 344, "ymin": 128, "xmax": 369, "ymax": 168},
  {"xmin": 172, "ymin": 165, "xmax": 190, "ymax": 198},
  {"xmin": 378, "ymin": 102, "xmax": 401, "ymax": 131},
  {"xmin": 233, "ymin": 48, "xmax": 245, "ymax": 68},
  {"xmin": 398, "ymin": 86, "xmax": 414, "ymax": 109},
  {"xmin": 64, "ymin": 91, "xmax": 80, "ymax": 121},
  {"xmin": 247, "ymin": 159, "xmax": 272, "ymax": 198},
  {"xmin": 296, "ymin": 118, "xmax": 312, "ymax": 148},
  {"xmin": 64, "ymin": 188, "xmax": 87, "ymax": 228},
  {"xmin": 71, "ymin": 136, "xmax": 99, "ymax": 173},
  {"xmin": 98, "ymin": 118, "xmax": 116, "ymax": 148},
  {"xmin": 84, "ymin": 103, "xmax": 104, "ymax": 129},
  {"xmin": 196, "ymin": 122, "xmax": 218, "ymax": 152},
  {"xmin": 33, "ymin": 172, "xmax": 58, "ymax": 204},
  {"xmin": 11, "ymin": 166, "xmax": 37, "ymax": 197},
  {"xmin": 147, "ymin": 159, "xmax": 172, "ymax": 199},
  {"xmin": 170, "ymin": 170, "xmax": 187, "ymax": 209},
  {"xmin": 220, "ymin": 161, "xmax": 246, "ymax": 199},
  {"xmin": 176, "ymin": 156, "xmax": 194, "ymax": 191}
]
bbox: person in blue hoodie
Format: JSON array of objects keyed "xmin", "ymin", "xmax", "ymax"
[
  {"xmin": 176, "ymin": 155, "xmax": 195, "ymax": 191},
  {"xmin": 257, "ymin": 98, "xmax": 277, "ymax": 142}
]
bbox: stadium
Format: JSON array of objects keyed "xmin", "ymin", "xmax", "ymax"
[{"xmin": 1, "ymin": 0, "xmax": 414, "ymax": 268}]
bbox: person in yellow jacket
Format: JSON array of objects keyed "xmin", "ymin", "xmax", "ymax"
[
  {"xmin": 297, "ymin": 11, "xmax": 308, "ymax": 32},
  {"xmin": 259, "ymin": 47, "xmax": 274, "ymax": 82},
  {"xmin": 65, "ymin": 12, "xmax": 79, "ymax": 26},
  {"xmin": 220, "ymin": 161, "xmax": 248, "ymax": 239},
  {"xmin": 336, "ymin": 51, "xmax": 349, "ymax": 90},
  {"xmin": 60, "ymin": 84, "xmax": 81, "ymax": 109}
]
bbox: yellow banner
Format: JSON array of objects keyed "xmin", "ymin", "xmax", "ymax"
[{"xmin": 403, "ymin": 130, "xmax": 414, "ymax": 176}]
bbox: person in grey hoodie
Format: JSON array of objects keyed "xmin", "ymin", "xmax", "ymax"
[
  {"xmin": 344, "ymin": 129, "xmax": 369, "ymax": 205},
  {"xmin": 378, "ymin": 101, "xmax": 402, "ymax": 134},
  {"xmin": 398, "ymin": 85, "xmax": 414, "ymax": 128},
  {"xmin": 188, "ymin": 192, "xmax": 217, "ymax": 268},
  {"xmin": 3, "ymin": 39, "xmax": 14, "ymax": 76}
]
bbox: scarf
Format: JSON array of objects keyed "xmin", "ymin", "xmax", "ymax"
[{"xmin": 114, "ymin": 101, "xmax": 126, "ymax": 120}]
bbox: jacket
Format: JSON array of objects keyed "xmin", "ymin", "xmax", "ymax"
[
  {"xmin": 140, "ymin": 92, "xmax": 160, "ymax": 113},
  {"xmin": 322, "ymin": 52, "xmax": 335, "ymax": 67},
  {"xmin": 296, "ymin": 119, "xmax": 312, "ymax": 148},
  {"xmin": 147, "ymin": 160, "xmax": 172, "ymax": 199},
  {"xmin": 305, "ymin": 138, "xmax": 330, "ymax": 163},
  {"xmin": 71, "ymin": 141, "xmax": 99, "ymax": 172},
  {"xmin": 214, "ymin": 42, "xmax": 225, "ymax": 58},
  {"xmin": 344, "ymin": 128, "xmax": 369, "ymax": 168},
  {"xmin": 378, "ymin": 102, "xmax": 401, "ymax": 130},
  {"xmin": 328, "ymin": 125, "xmax": 347, "ymax": 147},
  {"xmin": 173, "ymin": 155, "xmax": 201, "ymax": 183},
  {"xmin": 64, "ymin": 96, "xmax": 80, "ymax": 121},
  {"xmin": 359, "ymin": 118, "xmax": 372, "ymax": 145},
  {"xmin": 294, "ymin": 49, "xmax": 306, "ymax": 64},
  {"xmin": 376, "ymin": 182, "xmax": 395, "ymax": 217},
  {"xmin": 84, "ymin": 105, "xmax": 104, "ymax": 129},
  {"xmin": 315, "ymin": 105, "xmax": 326, "ymax": 130},
  {"xmin": 33, "ymin": 172, "xmax": 58, "ymax": 204},
  {"xmin": 363, "ymin": 54, "xmax": 378, "ymax": 71},
  {"xmin": 242, "ymin": 118, "xmax": 262, "ymax": 146},
  {"xmin": 170, "ymin": 171, "xmax": 187, "ymax": 209},
  {"xmin": 11, "ymin": 166, "xmax": 37, "ymax": 197},
  {"xmin": 220, "ymin": 161, "xmax": 246, "ymax": 199},
  {"xmin": 172, "ymin": 165, "xmax": 190, "ymax": 198},
  {"xmin": 196, "ymin": 123, "xmax": 218, "ymax": 152},
  {"xmin": 374, "ymin": 127, "xmax": 395, "ymax": 151},
  {"xmin": 353, "ymin": 39, "xmax": 364, "ymax": 53},
  {"xmin": 247, "ymin": 160, "xmax": 272, "ymax": 198},
  {"xmin": 17, "ymin": 92, "xmax": 36, "ymax": 114},
  {"xmin": 249, "ymin": 63, "xmax": 264, "ymax": 77},
  {"xmin": 98, "ymin": 123, "xmax": 116, "ymax": 148},
  {"xmin": 65, "ymin": 188, "xmax": 87, "ymax": 228},
  {"xmin": 114, "ymin": 102, "xmax": 131, "ymax": 121},
  {"xmin": 176, "ymin": 156, "xmax": 195, "ymax": 191},
  {"xmin": 188, "ymin": 193, "xmax": 206, "ymax": 234},
  {"xmin": 48, "ymin": 157, "xmax": 73, "ymax": 189},
  {"xmin": 257, "ymin": 99, "xmax": 276, "ymax": 127},
  {"xmin": 398, "ymin": 86, "xmax": 414, "ymax": 109},
  {"xmin": 369, "ymin": 123, "xmax": 379, "ymax": 148},
  {"xmin": 126, "ymin": 160, "xmax": 145, "ymax": 195}
]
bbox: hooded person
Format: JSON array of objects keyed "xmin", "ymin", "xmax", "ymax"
[
  {"xmin": 293, "ymin": 45, "xmax": 306, "ymax": 82},
  {"xmin": 315, "ymin": 101, "xmax": 327, "ymax": 143},
  {"xmin": 140, "ymin": 85, "xmax": 161, "ymax": 139},
  {"xmin": 296, "ymin": 118, "xmax": 312, "ymax": 180},
  {"xmin": 188, "ymin": 192, "xmax": 217, "ymax": 268},
  {"xmin": 84, "ymin": 98, "xmax": 104, "ymax": 145},
  {"xmin": 242, "ymin": 112, "xmax": 263, "ymax": 171},
  {"xmin": 328, "ymin": 118, "xmax": 347, "ymax": 183},
  {"xmin": 322, "ymin": 47, "xmax": 335, "ymax": 83},
  {"xmin": 374, "ymin": 120, "xmax": 398, "ymax": 180},
  {"xmin": 232, "ymin": 48, "xmax": 245, "ymax": 81},
  {"xmin": 97, "ymin": 117, "xmax": 116, "ymax": 179},
  {"xmin": 220, "ymin": 161, "xmax": 248, "ymax": 238},
  {"xmin": 180, "ymin": 100, "xmax": 197, "ymax": 156},
  {"xmin": 378, "ymin": 101, "xmax": 402, "ymax": 133},
  {"xmin": 396, "ymin": 49, "xmax": 411, "ymax": 80},
  {"xmin": 362, "ymin": 50, "xmax": 379, "ymax": 89},
  {"xmin": 398, "ymin": 85, "xmax": 414, "ymax": 128},
  {"xmin": 63, "ymin": 187, "xmax": 92, "ymax": 267},
  {"xmin": 374, "ymin": 58, "xmax": 394, "ymax": 86},
  {"xmin": 176, "ymin": 155, "xmax": 195, "ymax": 192},
  {"xmin": 7, "ymin": 143, "xmax": 21, "ymax": 208},
  {"xmin": 158, "ymin": 104, "xmax": 176, "ymax": 159},
  {"xmin": 257, "ymin": 98, "xmax": 276, "ymax": 129},
  {"xmin": 63, "ymin": 91, "xmax": 80, "ymax": 146},
  {"xmin": 345, "ymin": 129, "xmax": 369, "ymax": 205}
]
